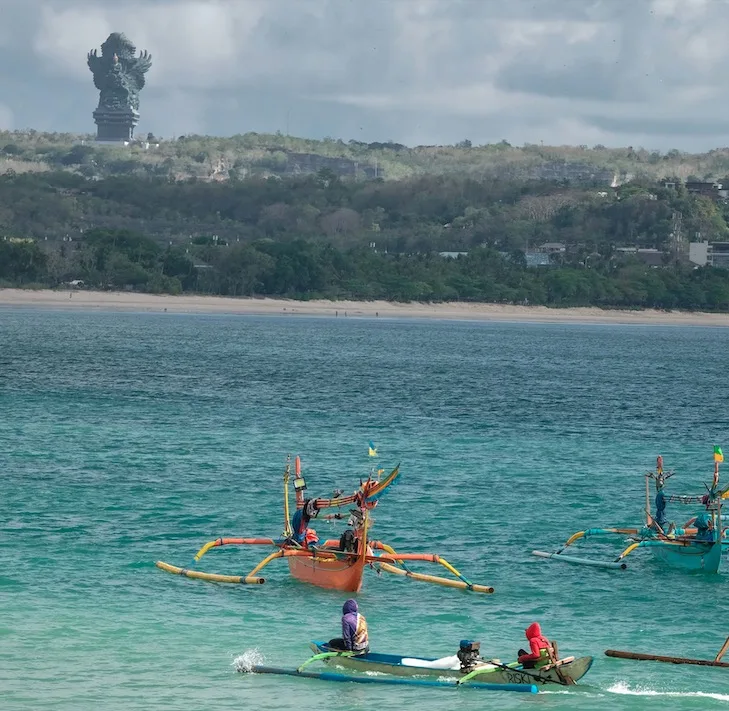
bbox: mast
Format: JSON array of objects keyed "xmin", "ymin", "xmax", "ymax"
[
  {"xmin": 715, "ymin": 463, "xmax": 722, "ymax": 544},
  {"xmin": 645, "ymin": 474, "xmax": 651, "ymax": 526},
  {"xmin": 283, "ymin": 454, "xmax": 292, "ymax": 537}
]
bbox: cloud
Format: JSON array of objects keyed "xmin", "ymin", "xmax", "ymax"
[{"xmin": 0, "ymin": 0, "xmax": 727, "ymax": 149}]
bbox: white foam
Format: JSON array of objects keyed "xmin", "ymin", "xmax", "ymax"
[
  {"xmin": 232, "ymin": 648, "xmax": 265, "ymax": 672},
  {"xmin": 606, "ymin": 680, "xmax": 729, "ymax": 702}
]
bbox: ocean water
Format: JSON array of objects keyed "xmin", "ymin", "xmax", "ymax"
[{"xmin": 1, "ymin": 309, "xmax": 728, "ymax": 710}]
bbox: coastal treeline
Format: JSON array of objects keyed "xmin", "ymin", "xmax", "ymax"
[{"xmin": 3, "ymin": 170, "xmax": 729, "ymax": 309}]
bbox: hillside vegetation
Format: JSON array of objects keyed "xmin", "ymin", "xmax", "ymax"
[
  {"xmin": 4, "ymin": 129, "xmax": 729, "ymax": 184},
  {"xmin": 3, "ymin": 161, "xmax": 729, "ymax": 310}
]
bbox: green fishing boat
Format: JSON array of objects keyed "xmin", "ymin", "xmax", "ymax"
[{"xmin": 304, "ymin": 639, "xmax": 593, "ymax": 686}]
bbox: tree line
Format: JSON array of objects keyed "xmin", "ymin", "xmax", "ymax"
[{"xmin": 3, "ymin": 170, "xmax": 729, "ymax": 310}]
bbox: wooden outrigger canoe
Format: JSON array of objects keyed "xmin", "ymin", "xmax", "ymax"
[
  {"xmin": 156, "ymin": 454, "xmax": 494, "ymax": 594},
  {"xmin": 533, "ymin": 454, "xmax": 728, "ymax": 572},
  {"xmin": 303, "ymin": 641, "xmax": 593, "ymax": 686},
  {"xmin": 238, "ymin": 664, "xmax": 538, "ymax": 693}
]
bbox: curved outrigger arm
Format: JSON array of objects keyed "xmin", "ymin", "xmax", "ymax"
[
  {"xmin": 296, "ymin": 651, "xmax": 355, "ymax": 673},
  {"xmin": 154, "ymin": 561, "xmax": 266, "ymax": 584},
  {"xmin": 557, "ymin": 528, "xmax": 640, "ymax": 553},
  {"xmin": 155, "ymin": 536, "xmax": 281, "ymax": 584},
  {"xmin": 532, "ymin": 528, "xmax": 640, "ymax": 570},
  {"xmin": 155, "ymin": 546, "xmax": 352, "ymax": 585},
  {"xmin": 367, "ymin": 540, "xmax": 494, "ymax": 593},
  {"xmin": 192, "ymin": 537, "xmax": 277, "ymax": 565}
]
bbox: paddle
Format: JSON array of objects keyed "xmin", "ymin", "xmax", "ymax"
[
  {"xmin": 297, "ymin": 650, "xmax": 355, "ymax": 673},
  {"xmin": 645, "ymin": 509, "xmax": 667, "ymax": 536},
  {"xmin": 457, "ymin": 658, "xmax": 570, "ymax": 687}
]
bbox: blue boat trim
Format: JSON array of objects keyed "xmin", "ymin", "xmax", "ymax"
[
  {"xmin": 247, "ymin": 664, "xmax": 538, "ymax": 693},
  {"xmin": 312, "ymin": 640, "xmax": 439, "ymax": 666}
]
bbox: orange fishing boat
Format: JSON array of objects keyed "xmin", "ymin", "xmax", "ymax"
[
  {"xmin": 286, "ymin": 554, "xmax": 367, "ymax": 592},
  {"xmin": 156, "ymin": 452, "xmax": 494, "ymax": 594},
  {"xmin": 286, "ymin": 521, "xmax": 371, "ymax": 592}
]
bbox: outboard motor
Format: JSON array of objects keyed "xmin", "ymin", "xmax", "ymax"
[{"xmin": 457, "ymin": 640, "xmax": 481, "ymax": 672}]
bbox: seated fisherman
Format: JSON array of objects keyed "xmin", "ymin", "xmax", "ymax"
[
  {"xmin": 517, "ymin": 622, "xmax": 556, "ymax": 669},
  {"xmin": 693, "ymin": 511, "xmax": 714, "ymax": 541},
  {"xmin": 327, "ymin": 599, "xmax": 369, "ymax": 654},
  {"xmin": 683, "ymin": 509, "xmax": 715, "ymax": 541},
  {"xmin": 290, "ymin": 498, "xmax": 320, "ymax": 548}
]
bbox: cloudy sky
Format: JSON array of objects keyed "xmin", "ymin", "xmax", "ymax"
[{"xmin": 1, "ymin": 0, "xmax": 728, "ymax": 150}]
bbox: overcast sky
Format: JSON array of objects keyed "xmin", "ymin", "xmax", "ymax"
[{"xmin": 1, "ymin": 0, "xmax": 728, "ymax": 150}]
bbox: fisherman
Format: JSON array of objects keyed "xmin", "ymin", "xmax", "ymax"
[
  {"xmin": 654, "ymin": 488, "xmax": 668, "ymax": 531},
  {"xmin": 691, "ymin": 511, "xmax": 714, "ymax": 541},
  {"xmin": 338, "ymin": 508, "xmax": 363, "ymax": 552},
  {"xmin": 517, "ymin": 622, "xmax": 556, "ymax": 670},
  {"xmin": 683, "ymin": 497, "xmax": 716, "ymax": 541},
  {"xmin": 290, "ymin": 498, "xmax": 320, "ymax": 548},
  {"xmin": 327, "ymin": 599, "xmax": 369, "ymax": 654}
]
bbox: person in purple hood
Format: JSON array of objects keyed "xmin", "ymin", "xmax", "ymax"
[{"xmin": 327, "ymin": 598, "xmax": 369, "ymax": 654}]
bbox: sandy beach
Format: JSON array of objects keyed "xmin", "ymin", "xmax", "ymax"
[{"xmin": 1, "ymin": 288, "xmax": 729, "ymax": 326}]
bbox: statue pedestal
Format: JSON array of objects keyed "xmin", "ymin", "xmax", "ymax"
[{"xmin": 93, "ymin": 107, "xmax": 139, "ymax": 141}]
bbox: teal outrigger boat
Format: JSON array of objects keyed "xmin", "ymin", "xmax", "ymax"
[
  {"xmin": 533, "ymin": 454, "xmax": 729, "ymax": 573},
  {"xmin": 306, "ymin": 640, "xmax": 593, "ymax": 686}
]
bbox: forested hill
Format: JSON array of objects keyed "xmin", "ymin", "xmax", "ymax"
[
  {"xmin": 5, "ymin": 129, "xmax": 729, "ymax": 183},
  {"xmin": 4, "ymin": 166, "xmax": 729, "ymax": 310}
]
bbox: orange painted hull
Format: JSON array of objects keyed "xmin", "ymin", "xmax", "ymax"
[{"xmin": 287, "ymin": 552, "xmax": 366, "ymax": 592}]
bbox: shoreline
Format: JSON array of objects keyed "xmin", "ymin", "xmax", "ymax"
[{"xmin": 1, "ymin": 288, "xmax": 729, "ymax": 326}]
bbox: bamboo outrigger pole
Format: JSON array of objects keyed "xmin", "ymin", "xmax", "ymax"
[
  {"xmin": 716, "ymin": 635, "xmax": 729, "ymax": 664},
  {"xmin": 605, "ymin": 635, "xmax": 729, "ymax": 668}
]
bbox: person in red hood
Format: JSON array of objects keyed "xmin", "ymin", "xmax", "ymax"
[{"xmin": 517, "ymin": 622, "xmax": 555, "ymax": 669}]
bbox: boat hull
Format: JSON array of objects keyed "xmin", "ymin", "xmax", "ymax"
[
  {"xmin": 309, "ymin": 642, "xmax": 593, "ymax": 685},
  {"xmin": 288, "ymin": 551, "xmax": 365, "ymax": 592},
  {"xmin": 242, "ymin": 664, "xmax": 538, "ymax": 692},
  {"xmin": 649, "ymin": 541, "xmax": 723, "ymax": 573}
]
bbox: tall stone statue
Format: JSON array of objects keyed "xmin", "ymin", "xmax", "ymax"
[{"xmin": 87, "ymin": 32, "xmax": 152, "ymax": 141}]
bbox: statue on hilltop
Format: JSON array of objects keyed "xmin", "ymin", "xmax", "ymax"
[{"xmin": 87, "ymin": 33, "xmax": 152, "ymax": 142}]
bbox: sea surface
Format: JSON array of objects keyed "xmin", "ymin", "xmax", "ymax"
[{"xmin": 1, "ymin": 309, "xmax": 728, "ymax": 710}]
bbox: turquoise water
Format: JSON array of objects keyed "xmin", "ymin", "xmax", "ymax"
[{"xmin": 1, "ymin": 310, "xmax": 728, "ymax": 710}]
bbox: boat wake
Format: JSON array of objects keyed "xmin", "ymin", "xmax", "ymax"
[
  {"xmin": 232, "ymin": 649, "xmax": 265, "ymax": 672},
  {"xmin": 606, "ymin": 680, "xmax": 729, "ymax": 702}
]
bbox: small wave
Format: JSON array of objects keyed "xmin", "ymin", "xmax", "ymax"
[
  {"xmin": 607, "ymin": 680, "xmax": 729, "ymax": 702},
  {"xmin": 232, "ymin": 648, "xmax": 265, "ymax": 672}
]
